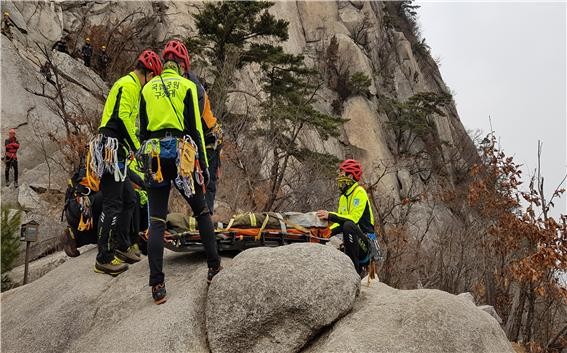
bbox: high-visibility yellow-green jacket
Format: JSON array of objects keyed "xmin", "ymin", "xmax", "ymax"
[
  {"xmin": 98, "ymin": 72, "xmax": 141, "ymax": 152},
  {"xmin": 139, "ymin": 68, "xmax": 208, "ymax": 167},
  {"xmin": 329, "ymin": 182, "xmax": 375, "ymax": 234}
]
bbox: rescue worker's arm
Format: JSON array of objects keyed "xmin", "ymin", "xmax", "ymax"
[
  {"xmin": 202, "ymin": 93, "xmax": 218, "ymax": 130},
  {"xmin": 139, "ymin": 95, "xmax": 148, "ymax": 142},
  {"xmin": 5, "ymin": 140, "xmax": 19, "ymax": 151},
  {"xmin": 116, "ymin": 84, "xmax": 141, "ymax": 151},
  {"xmin": 9, "ymin": 140, "xmax": 19, "ymax": 151},
  {"xmin": 183, "ymin": 86, "xmax": 208, "ymax": 168},
  {"xmin": 186, "ymin": 72, "xmax": 205, "ymax": 114},
  {"xmin": 328, "ymin": 188, "xmax": 368, "ymax": 226}
]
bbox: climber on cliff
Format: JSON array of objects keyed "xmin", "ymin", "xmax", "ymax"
[
  {"xmin": 88, "ymin": 49, "xmax": 162, "ymax": 276},
  {"xmin": 4, "ymin": 128, "xmax": 20, "ymax": 187},
  {"xmin": 81, "ymin": 37, "xmax": 93, "ymax": 67},
  {"xmin": 97, "ymin": 45, "xmax": 111, "ymax": 80},
  {"xmin": 139, "ymin": 39, "xmax": 221, "ymax": 304},
  {"xmin": 184, "ymin": 70, "xmax": 223, "ymax": 214},
  {"xmin": 52, "ymin": 35, "xmax": 69, "ymax": 54},
  {"xmin": 2, "ymin": 12, "xmax": 13, "ymax": 39},
  {"xmin": 316, "ymin": 159, "xmax": 377, "ymax": 278}
]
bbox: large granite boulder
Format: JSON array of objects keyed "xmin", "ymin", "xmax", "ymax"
[
  {"xmin": 1, "ymin": 248, "xmax": 218, "ymax": 353},
  {"xmin": 303, "ymin": 282, "xmax": 515, "ymax": 353},
  {"xmin": 206, "ymin": 243, "xmax": 360, "ymax": 353}
]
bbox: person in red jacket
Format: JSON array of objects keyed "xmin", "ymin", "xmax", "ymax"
[{"xmin": 4, "ymin": 128, "xmax": 19, "ymax": 187}]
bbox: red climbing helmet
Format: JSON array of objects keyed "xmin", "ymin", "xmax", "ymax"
[
  {"xmin": 8, "ymin": 128, "xmax": 15, "ymax": 136},
  {"xmin": 137, "ymin": 50, "xmax": 162, "ymax": 76},
  {"xmin": 339, "ymin": 159, "xmax": 362, "ymax": 181},
  {"xmin": 162, "ymin": 40, "xmax": 190, "ymax": 72}
]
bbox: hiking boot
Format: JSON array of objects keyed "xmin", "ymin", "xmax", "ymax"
[
  {"xmin": 152, "ymin": 283, "xmax": 167, "ymax": 305},
  {"xmin": 116, "ymin": 246, "xmax": 141, "ymax": 264},
  {"xmin": 131, "ymin": 243, "xmax": 141, "ymax": 257},
  {"xmin": 60, "ymin": 228, "xmax": 80, "ymax": 257},
  {"xmin": 94, "ymin": 257, "xmax": 128, "ymax": 276},
  {"xmin": 359, "ymin": 268, "xmax": 368, "ymax": 280},
  {"xmin": 207, "ymin": 265, "xmax": 223, "ymax": 284}
]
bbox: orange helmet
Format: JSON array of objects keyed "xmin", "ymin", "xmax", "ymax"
[
  {"xmin": 339, "ymin": 159, "xmax": 362, "ymax": 181},
  {"xmin": 162, "ymin": 40, "xmax": 190, "ymax": 72},
  {"xmin": 137, "ymin": 50, "xmax": 162, "ymax": 76}
]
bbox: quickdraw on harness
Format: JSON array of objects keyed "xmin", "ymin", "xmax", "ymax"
[
  {"xmin": 77, "ymin": 195, "xmax": 93, "ymax": 231},
  {"xmin": 206, "ymin": 122, "xmax": 223, "ymax": 150},
  {"xmin": 138, "ymin": 138, "xmax": 163, "ymax": 183},
  {"xmin": 62, "ymin": 176, "xmax": 95, "ymax": 232},
  {"xmin": 87, "ymin": 135, "xmax": 128, "ymax": 183},
  {"xmin": 175, "ymin": 135, "xmax": 199, "ymax": 197},
  {"xmin": 138, "ymin": 134, "xmax": 203, "ymax": 198}
]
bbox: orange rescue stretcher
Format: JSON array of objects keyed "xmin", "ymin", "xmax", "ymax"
[{"xmin": 162, "ymin": 212, "xmax": 332, "ymax": 253}]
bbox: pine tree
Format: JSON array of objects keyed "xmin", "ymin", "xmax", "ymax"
[
  {"xmin": 257, "ymin": 48, "xmax": 343, "ymax": 210},
  {"xmin": 190, "ymin": 1, "xmax": 289, "ymax": 119}
]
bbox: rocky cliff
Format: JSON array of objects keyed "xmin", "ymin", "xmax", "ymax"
[{"xmin": 1, "ymin": 1, "xmax": 476, "ymax": 284}]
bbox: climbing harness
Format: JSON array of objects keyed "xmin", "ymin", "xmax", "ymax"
[{"xmin": 138, "ymin": 134, "xmax": 202, "ymax": 198}]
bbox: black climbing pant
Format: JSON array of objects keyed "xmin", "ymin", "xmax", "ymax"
[
  {"xmin": 146, "ymin": 158, "xmax": 220, "ymax": 286},
  {"xmin": 96, "ymin": 172, "xmax": 136, "ymax": 264}
]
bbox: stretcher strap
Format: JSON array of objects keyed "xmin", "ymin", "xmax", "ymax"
[
  {"xmin": 150, "ymin": 216, "xmax": 167, "ymax": 224},
  {"xmin": 275, "ymin": 213, "xmax": 286, "ymax": 233},
  {"xmin": 225, "ymin": 218, "xmax": 235, "ymax": 231},
  {"xmin": 265, "ymin": 213, "xmax": 310, "ymax": 234},
  {"xmin": 255, "ymin": 214, "xmax": 271, "ymax": 241}
]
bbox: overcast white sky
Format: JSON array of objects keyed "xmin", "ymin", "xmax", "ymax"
[{"xmin": 417, "ymin": 1, "xmax": 567, "ymax": 216}]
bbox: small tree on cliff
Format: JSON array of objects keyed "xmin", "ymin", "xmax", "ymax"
[
  {"xmin": 189, "ymin": 2, "xmax": 343, "ymax": 211},
  {"xmin": 189, "ymin": 1, "xmax": 289, "ymax": 119},
  {"xmin": 256, "ymin": 48, "xmax": 343, "ymax": 210}
]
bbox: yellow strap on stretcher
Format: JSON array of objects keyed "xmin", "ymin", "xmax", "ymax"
[{"xmin": 255, "ymin": 214, "xmax": 271, "ymax": 240}]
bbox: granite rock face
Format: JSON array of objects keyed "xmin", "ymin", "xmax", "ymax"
[{"xmin": 303, "ymin": 283, "xmax": 515, "ymax": 353}]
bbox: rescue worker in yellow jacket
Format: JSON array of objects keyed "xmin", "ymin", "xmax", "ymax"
[
  {"xmin": 139, "ymin": 39, "xmax": 221, "ymax": 305},
  {"xmin": 317, "ymin": 159, "xmax": 374, "ymax": 276},
  {"xmin": 92, "ymin": 50, "xmax": 162, "ymax": 276}
]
